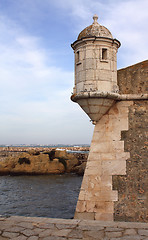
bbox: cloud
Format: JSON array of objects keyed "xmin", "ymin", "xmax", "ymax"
[
  {"xmin": 0, "ymin": 15, "xmax": 71, "ymax": 94},
  {"xmin": 52, "ymin": 0, "xmax": 148, "ymax": 68},
  {"xmin": 0, "ymin": 12, "xmax": 94, "ymax": 144},
  {"xmin": 103, "ymin": 0, "xmax": 148, "ymax": 67}
]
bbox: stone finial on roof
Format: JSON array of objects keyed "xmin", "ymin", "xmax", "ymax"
[{"xmin": 93, "ymin": 14, "xmax": 98, "ymax": 24}]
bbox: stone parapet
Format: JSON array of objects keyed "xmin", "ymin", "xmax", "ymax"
[
  {"xmin": 0, "ymin": 216, "xmax": 148, "ymax": 239},
  {"xmin": 118, "ymin": 60, "xmax": 148, "ymax": 94}
]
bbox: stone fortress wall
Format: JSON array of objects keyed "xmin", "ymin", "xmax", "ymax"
[
  {"xmin": 113, "ymin": 60, "xmax": 148, "ymax": 222},
  {"xmin": 74, "ymin": 60, "xmax": 148, "ymax": 222}
]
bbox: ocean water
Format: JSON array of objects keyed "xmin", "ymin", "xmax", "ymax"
[{"xmin": 0, "ymin": 174, "xmax": 82, "ymax": 219}]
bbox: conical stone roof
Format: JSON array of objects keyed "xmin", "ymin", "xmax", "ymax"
[{"xmin": 78, "ymin": 14, "xmax": 113, "ymax": 40}]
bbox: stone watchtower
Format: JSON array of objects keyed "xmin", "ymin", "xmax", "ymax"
[
  {"xmin": 71, "ymin": 15, "xmax": 148, "ymax": 222},
  {"xmin": 71, "ymin": 14, "xmax": 120, "ymax": 124}
]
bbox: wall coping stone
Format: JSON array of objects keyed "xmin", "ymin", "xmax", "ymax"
[
  {"xmin": 1, "ymin": 216, "xmax": 148, "ymax": 228},
  {"xmin": 71, "ymin": 92, "xmax": 148, "ymax": 102}
]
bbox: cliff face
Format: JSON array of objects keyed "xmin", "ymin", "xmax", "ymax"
[{"xmin": 0, "ymin": 149, "xmax": 88, "ymax": 175}]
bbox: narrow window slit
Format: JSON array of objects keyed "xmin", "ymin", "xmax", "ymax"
[
  {"xmin": 102, "ymin": 48, "xmax": 107, "ymax": 60},
  {"xmin": 76, "ymin": 51, "xmax": 80, "ymax": 63}
]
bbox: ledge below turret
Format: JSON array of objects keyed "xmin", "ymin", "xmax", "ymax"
[{"xmin": 71, "ymin": 92, "xmax": 148, "ymax": 124}]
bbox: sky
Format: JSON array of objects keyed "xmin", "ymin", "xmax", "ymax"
[{"xmin": 0, "ymin": 0, "xmax": 147, "ymax": 145}]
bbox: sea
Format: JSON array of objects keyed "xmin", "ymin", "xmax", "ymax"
[
  {"xmin": 0, "ymin": 144, "xmax": 86, "ymax": 219},
  {"xmin": 0, "ymin": 174, "xmax": 83, "ymax": 219}
]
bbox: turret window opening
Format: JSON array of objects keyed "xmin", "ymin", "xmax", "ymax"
[
  {"xmin": 76, "ymin": 51, "xmax": 79, "ymax": 62},
  {"xmin": 102, "ymin": 48, "xmax": 107, "ymax": 60},
  {"xmin": 76, "ymin": 51, "xmax": 81, "ymax": 65}
]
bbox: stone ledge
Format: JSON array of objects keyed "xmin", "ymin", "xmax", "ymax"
[
  {"xmin": 0, "ymin": 216, "xmax": 148, "ymax": 239},
  {"xmin": 71, "ymin": 92, "xmax": 148, "ymax": 101}
]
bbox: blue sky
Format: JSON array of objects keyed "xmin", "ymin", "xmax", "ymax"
[{"xmin": 0, "ymin": 0, "xmax": 147, "ymax": 145}]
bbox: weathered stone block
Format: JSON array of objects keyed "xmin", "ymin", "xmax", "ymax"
[
  {"xmin": 105, "ymin": 231, "xmax": 122, "ymax": 238},
  {"xmin": 85, "ymin": 58, "xmax": 95, "ymax": 70},
  {"xmin": 85, "ymin": 165, "xmax": 101, "ymax": 175},
  {"xmin": 93, "ymin": 201, "xmax": 114, "ymax": 213},
  {"xmin": 11, "ymin": 235, "xmax": 27, "ymax": 240},
  {"xmin": 138, "ymin": 229, "xmax": 148, "ymax": 236},
  {"xmin": 76, "ymin": 82, "xmax": 84, "ymax": 92},
  {"xmin": 99, "ymin": 152, "xmax": 117, "ymax": 161},
  {"xmin": 105, "ymin": 227, "xmax": 123, "ymax": 231},
  {"xmin": 96, "ymin": 80, "xmax": 112, "ymax": 92},
  {"xmin": 74, "ymin": 212, "xmax": 95, "ymax": 220},
  {"xmin": 27, "ymin": 236, "xmax": 38, "ymax": 240},
  {"xmin": 102, "ymin": 160, "xmax": 126, "ymax": 175},
  {"xmin": 84, "ymin": 229, "xmax": 104, "ymax": 239},
  {"xmin": 89, "ymin": 105, "xmax": 100, "ymax": 114},
  {"xmin": 93, "ymin": 190, "xmax": 118, "ymax": 202},
  {"xmin": 78, "ymin": 190, "xmax": 86, "ymax": 201},
  {"xmin": 124, "ymin": 229, "xmax": 137, "ymax": 235},
  {"xmin": 39, "ymin": 229, "xmax": 53, "ymax": 238},
  {"xmin": 2, "ymin": 232, "xmax": 19, "ymax": 238},
  {"xmin": 85, "ymin": 49, "xmax": 94, "ymax": 59},
  {"xmin": 95, "ymin": 212, "xmax": 114, "ymax": 221},
  {"xmin": 77, "ymin": 99, "xmax": 88, "ymax": 106},
  {"xmin": 100, "ymin": 175, "xmax": 112, "ymax": 189},
  {"xmin": 76, "ymin": 201, "xmax": 86, "ymax": 213},
  {"xmin": 88, "ymin": 98, "xmax": 104, "ymax": 106},
  {"xmin": 96, "ymin": 60, "xmax": 110, "ymax": 70},
  {"xmin": 85, "ymin": 69, "xmax": 95, "ymax": 81},
  {"xmin": 51, "ymin": 229, "xmax": 72, "ymax": 237}
]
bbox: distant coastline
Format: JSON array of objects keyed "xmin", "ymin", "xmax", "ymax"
[
  {"xmin": 0, "ymin": 145, "xmax": 90, "ymax": 153},
  {"xmin": 0, "ymin": 144, "xmax": 90, "ymax": 148}
]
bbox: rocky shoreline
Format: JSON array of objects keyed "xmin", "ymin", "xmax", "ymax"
[{"xmin": 0, "ymin": 147, "xmax": 89, "ymax": 176}]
